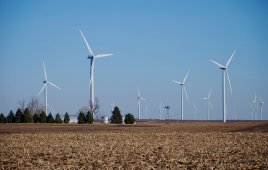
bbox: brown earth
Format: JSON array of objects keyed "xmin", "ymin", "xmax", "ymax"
[{"xmin": 0, "ymin": 121, "xmax": 268, "ymax": 169}]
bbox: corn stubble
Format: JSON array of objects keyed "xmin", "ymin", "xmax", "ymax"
[{"xmin": 0, "ymin": 122, "xmax": 267, "ymax": 169}]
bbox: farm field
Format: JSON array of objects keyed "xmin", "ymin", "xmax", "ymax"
[{"xmin": 0, "ymin": 121, "xmax": 268, "ymax": 169}]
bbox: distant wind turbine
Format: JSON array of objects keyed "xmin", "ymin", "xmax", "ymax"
[
  {"xmin": 193, "ymin": 104, "xmax": 197, "ymax": 120},
  {"xmin": 158, "ymin": 101, "xmax": 163, "ymax": 120},
  {"xmin": 203, "ymin": 89, "xmax": 213, "ymax": 120},
  {"xmin": 137, "ymin": 88, "xmax": 146, "ymax": 120},
  {"xmin": 38, "ymin": 62, "xmax": 60, "ymax": 115},
  {"xmin": 111, "ymin": 100, "xmax": 115, "ymax": 111},
  {"xmin": 79, "ymin": 29, "xmax": 113, "ymax": 114},
  {"xmin": 210, "ymin": 50, "xmax": 236, "ymax": 123},
  {"xmin": 252, "ymin": 94, "xmax": 257, "ymax": 120},
  {"xmin": 260, "ymin": 97, "xmax": 264, "ymax": 120},
  {"xmin": 172, "ymin": 71, "xmax": 189, "ymax": 122}
]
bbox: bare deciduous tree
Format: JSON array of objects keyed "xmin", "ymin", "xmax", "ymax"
[
  {"xmin": 18, "ymin": 99, "xmax": 25, "ymax": 112},
  {"xmin": 27, "ymin": 97, "xmax": 44, "ymax": 115}
]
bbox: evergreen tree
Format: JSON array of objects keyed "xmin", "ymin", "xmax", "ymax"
[
  {"xmin": 22, "ymin": 108, "xmax": 32, "ymax": 123},
  {"xmin": 77, "ymin": 111, "xmax": 85, "ymax": 124},
  {"xmin": 111, "ymin": 106, "xmax": 122, "ymax": 124},
  {"xmin": 0, "ymin": 113, "xmax": 5, "ymax": 123},
  {"xmin": 32, "ymin": 113, "xmax": 39, "ymax": 123},
  {"xmin": 124, "ymin": 113, "xmax": 135, "ymax": 124},
  {"xmin": 46, "ymin": 113, "xmax": 54, "ymax": 123},
  {"xmin": 85, "ymin": 111, "xmax": 94, "ymax": 124},
  {"xmin": 15, "ymin": 109, "xmax": 23, "ymax": 123},
  {"xmin": 39, "ymin": 111, "xmax": 46, "ymax": 123},
  {"xmin": 64, "ymin": 112, "xmax": 70, "ymax": 124},
  {"xmin": 55, "ymin": 113, "xmax": 62, "ymax": 123},
  {"xmin": 6, "ymin": 110, "xmax": 15, "ymax": 123}
]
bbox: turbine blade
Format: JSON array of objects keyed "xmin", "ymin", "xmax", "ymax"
[
  {"xmin": 208, "ymin": 89, "xmax": 211, "ymax": 99},
  {"xmin": 183, "ymin": 71, "xmax": 189, "ymax": 84},
  {"xmin": 48, "ymin": 81, "xmax": 61, "ymax": 90},
  {"xmin": 226, "ymin": 49, "xmax": 236, "ymax": 68},
  {"xmin": 94, "ymin": 54, "xmax": 113, "ymax": 58},
  {"xmin": 184, "ymin": 86, "xmax": 188, "ymax": 100},
  {"xmin": 38, "ymin": 84, "xmax": 46, "ymax": 95},
  {"xmin": 172, "ymin": 80, "xmax": 182, "ymax": 84},
  {"xmin": 209, "ymin": 102, "xmax": 213, "ymax": 110},
  {"xmin": 43, "ymin": 61, "xmax": 47, "ymax": 80},
  {"xmin": 210, "ymin": 60, "xmax": 225, "ymax": 68},
  {"xmin": 226, "ymin": 71, "xmax": 232, "ymax": 94},
  {"xmin": 79, "ymin": 29, "xmax": 94, "ymax": 56},
  {"xmin": 137, "ymin": 88, "xmax": 140, "ymax": 97}
]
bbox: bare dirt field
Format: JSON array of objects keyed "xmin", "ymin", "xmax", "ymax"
[{"xmin": 0, "ymin": 121, "xmax": 268, "ymax": 169}]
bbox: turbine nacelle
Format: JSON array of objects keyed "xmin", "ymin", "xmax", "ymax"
[
  {"xmin": 43, "ymin": 80, "xmax": 47, "ymax": 84},
  {"xmin": 87, "ymin": 55, "xmax": 94, "ymax": 59}
]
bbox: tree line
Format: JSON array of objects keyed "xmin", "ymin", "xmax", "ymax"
[
  {"xmin": 0, "ymin": 97, "xmax": 136, "ymax": 124},
  {"xmin": 0, "ymin": 108, "xmax": 70, "ymax": 124}
]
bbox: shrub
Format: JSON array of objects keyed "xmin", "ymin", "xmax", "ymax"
[
  {"xmin": 6, "ymin": 110, "xmax": 15, "ymax": 123},
  {"xmin": 22, "ymin": 108, "xmax": 32, "ymax": 123},
  {"xmin": 85, "ymin": 111, "xmax": 94, "ymax": 124},
  {"xmin": 39, "ymin": 111, "xmax": 46, "ymax": 123},
  {"xmin": 32, "ymin": 113, "xmax": 39, "ymax": 123},
  {"xmin": 77, "ymin": 111, "xmax": 85, "ymax": 124},
  {"xmin": 0, "ymin": 113, "xmax": 5, "ymax": 123},
  {"xmin": 55, "ymin": 113, "xmax": 62, "ymax": 123},
  {"xmin": 124, "ymin": 113, "xmax": 135, "ymax": 124},
  {"xmin": 46, "ymin": 113, "xmax": 54, "ymax": 123},
  {"xmin": 64, "ymin": 112, "xmax": 70, "ymax": 124},
  {"xmin": 15, "ymin": 109, "xmax": 23, "ymax": 123},
  {"xmin": 111, "ymin": 106, "xmax": 122, "ymax": 124}
]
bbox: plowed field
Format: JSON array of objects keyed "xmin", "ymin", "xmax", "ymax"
[{"xmin": 0, "ymin": 121, "xmax": 268, "ymax": 169}]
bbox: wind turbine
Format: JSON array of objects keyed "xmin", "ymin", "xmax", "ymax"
[
  {"xmin": 252, "ymin": 94, "xmax": 257, "ymax": 120},
  {"xmin": 111, "ymin": 100, "xmax": 115, "ymax": 112},
  {"xmin": 79, "ymin": 29, "xmax": 113, "ymax": 113},
  {"xmin": 260, "ymin": 97, "xmax": 264, "ymax": 120},
  {"xmin": 250, "ymin": 104, "xmax": 254, "ymax": 120},
  {"xmin": 38, "ymin": 62, "xmax": 60, "ymax": 115},
  {"xmin": 172, "ymin": 71, "xmax": 189, "ymax": 121},
  {"xmin": 203, "ymin": 89, "xmax": 213, "ymax": 120},
  {"xmin": 210, "ymin": 50, "xmax": 236, "ymax": 123},
  {"xmin": 193, "ymin": 104, "xmax": 197, "ymax": 120},
  {"xmin": 137, "ymin": 88, "xmax": 146, "ymax": 120},
  {"xmin": 158, "ymin": 101, "xmax": 163, "ymax": 120}
]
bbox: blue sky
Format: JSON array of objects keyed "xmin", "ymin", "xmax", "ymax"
[{"xmin": 0, "ymin": 0, "xmax": 268, "ymax": 120}]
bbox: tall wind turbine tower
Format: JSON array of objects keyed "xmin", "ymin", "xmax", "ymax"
[
  {"xmin": 137, "ymin": 88, "xmax": 146, "ymax": 120},
  {"xmin": 38, "ymin": 62, "xmax": 60, "ymax": 115},
  {"xmin": 193, "ymin": 104, "xmax": 197, "ymax": 120},
  {"xmin": 79, "ymin": 29, "xmax": 113, "ymax": 113},
  {"xmin": 172, "ymin": 71, "xmax": 189, "ymax": 121},
  {"xmin": 210, "ymin": 50, "xmax": 236, "ymax": 123},
  {"xmin": 203, "ymin": 89, "xmax": 213, "ymax": 120},
  {"xmin": 260, "ymin": 97, "xmax": 264, "ymax": 120},
  {"xmin": 252, "ymin": 94, "xmax": 257, "ymax": 120},
  {"xmin": 158, "ymin": 101, "xmax": 163, "ymax": 120}
]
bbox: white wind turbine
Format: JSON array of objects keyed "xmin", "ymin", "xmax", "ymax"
[
  {"xmin": 137, "ymin": 88, "xmax": 146, "ymax": 120},
  {"xmin": 203, "ymin": 89, "xmax": 213, "ymax": 120},
  {"xmin": 260, "ymin": 97, "xmax": 264, "ymax": 120},
  {"xmin": 79, "ymin": 29, "xmax": 113, "ymax": 113},
  {"xmin": 210, "ymin": 50, "xmax": 236, "ymax": 123},
  {"xmin": 38, "ymin": 62, "xmax": 60, "ymax": 115},
  {"xmin": 193, "ymin": 104, "xmax": 197, "ymax": 120},
  {"xmin": 252, "ymin": 94, "xmax": 257, "ymax": 120},
  {"xmin": 172, "ymin": 71, "xmax": 189, "ymax": 121},
  {"xmin": 158, "ymin": 101, "xmax": 163, "ymax": 120},
  {"xmin": 111, "ymin": 100, "xmax": 115, "ymax": 111}
]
